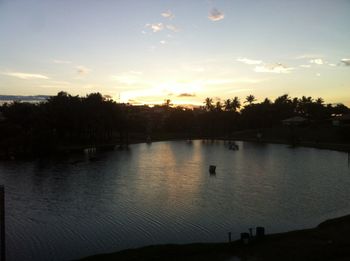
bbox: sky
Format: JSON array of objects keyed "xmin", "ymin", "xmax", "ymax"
[{"xmin": 0, "ymin": 0, "xmax": 349, "ymax": 106}]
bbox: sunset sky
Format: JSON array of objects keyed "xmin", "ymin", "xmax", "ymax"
[{"xmin": 0, "ymin": 0, "xmax": 349, "ymax": 106}]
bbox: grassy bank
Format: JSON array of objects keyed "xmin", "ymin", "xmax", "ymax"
[{"xmin": 79, "ymin": 214, "xmax": 350, "ymax": 261}]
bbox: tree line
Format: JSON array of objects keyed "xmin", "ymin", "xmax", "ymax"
[{"xmin": 0, "ymin": 91, "xmax": 349, "ymax": 158}]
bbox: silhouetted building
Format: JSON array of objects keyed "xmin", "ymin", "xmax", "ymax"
[
  {"xmin": 282, "ymin": 116, "xmax": 307, "ymax": 126},
  {"xmin": 332, "ymin": 114, "xmax": 350, "ymax": 126}
]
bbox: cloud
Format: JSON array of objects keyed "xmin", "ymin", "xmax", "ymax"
[
  {"xmin": 160, "ymin": 40, "xmax": 166, "ymax": 44},
  {"xmin": 328, "ymin": 63, "xmax": 336, "ymax": 67},
  {"xmin": 161, "ymin": 10, "xmax": 174, "ymax": 19},
  {"xmin": 295, "ymin": 54, "xmax": 323, "ymax": 59},
  {"xmin": 237, "ymin": 58, "xmax": 293, "ymax": 74},
  {"xmin": 340, "ymin": 58, "xmax": 350, "ymax": 66},
  {"xmin": 2, "ymin": 72, "xmax": 49, "ymax": 79},
  {"xmin": 166, "ymin": 24, "xmax": 179, "ymax": 32},
  {"xmin": 53, "ymin": 59, "xmax": 72, "ymax": 64},
  {"xmin": 309, "ymin": 58, "xmax": 324, "ymax": 65},
  {"xmin": 146, "ymin": 23, "xmax": 164, "ymax": 32},
  {"xmin": 300, "ymin": 64, "xmax": 311, "ymax": 68},
  {"xmin": 208, "ymin": 8, "xmax": 224, "ymax": 21},
  {"xmin": 254, "ymin": 63, "xmax": 293, "ymax": 74},
  {"xmin": 178, "ymin": 93, "xmax": 196, "ymax": 97},
  {"xmin": 237, "ymin": 58, "xmax": 262, "ymax": 65},
  {"xmin": 76, "ymin": 66, "xmax": 91, "ymax": 75}
]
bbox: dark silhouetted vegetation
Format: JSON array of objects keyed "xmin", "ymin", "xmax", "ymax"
[{"xmin": 0, "ymin": 92, "xmax": 349, "ymax": 159}]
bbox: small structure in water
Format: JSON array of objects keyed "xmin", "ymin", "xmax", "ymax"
[
  {"xmin": 256, "ymin": 226, "xmax": 265, "ymax": 239},
  {"xmin": 238, "ymin": 226, "xmax": 266, "ymax": 245},
  {"xmin": 146, "ymin": 136, "xmax": 152, "ymax": 144},
  {"xmin": 240, "ymin": 232, "xmax": 250, "ymax": 245},
  {"xmin": 209, "ymin": 165, "xmax": 216, "ymax": 174},
  {"xmin": 228, "ymin": 141, "xmax": 239, "ymax": 150}
]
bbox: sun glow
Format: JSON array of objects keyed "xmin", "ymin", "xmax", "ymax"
[{"xmin": 120, "ymin": 81, "xmax": 203, "ymax": 105}]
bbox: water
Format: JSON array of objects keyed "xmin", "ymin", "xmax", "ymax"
[{"xmin": 0, "ymin": 140, "xmax": 349, "ymax": 260}]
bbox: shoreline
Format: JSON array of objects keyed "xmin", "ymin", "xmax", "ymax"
[
  {"xmin": 230, "ymin": 137, "xmax": 350, "ymax": 153},
  {"xmin": 79, "ymin": 214, "xmax": 350, "ymax": 260},
  {"xmin": 1, "ymin": 135, "xmax": 349, "ymax": 161},
  {"xmin": 128, "ymin": 136, "xmax": 350, "ymax": 153}
]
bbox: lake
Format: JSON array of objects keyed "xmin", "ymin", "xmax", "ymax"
[{"xmin": 0, "ymin": 140, "xmax": 349, "ymax": 261}]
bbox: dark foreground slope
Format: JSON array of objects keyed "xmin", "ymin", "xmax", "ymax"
[{"xmin": 80, "ymin": 214, "xmax": 350, "ymax": 261}]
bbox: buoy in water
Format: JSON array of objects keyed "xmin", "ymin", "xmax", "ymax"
[{"xmin": 209, "ymin": 165, "xmax": 216, "ymax": 174}]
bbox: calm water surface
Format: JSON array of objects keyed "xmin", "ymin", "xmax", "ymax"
[{"xmin": 0, "ymin": 140, "xmax": 350, "ymax": 260}]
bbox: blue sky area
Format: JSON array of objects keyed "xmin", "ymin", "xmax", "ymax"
[{"xmin": 0, "ymin": 0, "xmax": 349, "ymax": 105}]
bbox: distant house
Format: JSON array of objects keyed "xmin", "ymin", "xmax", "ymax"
[
  {"xmin": 332, "ymin": 114, "xmax": 350, "ymax": 127},
  {"xmin": 282, "ymin": 116, "xmax": 307, "ymax": 126}
]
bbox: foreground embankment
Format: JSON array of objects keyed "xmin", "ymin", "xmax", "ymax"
[{"xmin": 80, "ymin": 214, "xmax": 350, "ymax": 261}]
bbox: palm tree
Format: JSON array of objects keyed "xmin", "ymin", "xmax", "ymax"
[
  {"xmin": 224, "ymin": 99, "xmax": 231, "ymax": 111},
  {"xmin": 316, "ymin": 97, "xmax": 324, "ymax": 104},
  {"xmin": 298, "ymin": 96, "xmax": 313, "ymax": 116},
  {"xmin": 204, "ymin": 97, "xmax": 214, "ymax": 111},
  {"xmin": 262, "ymin": 98, "xmax": 272, "ymax": 105},
  {"xmin": 215, "ymin": 101, "xmax": 222, "ymax": 112},
  {"xmin": 245, "ymin": 94, "xmax": 256, "ymax": 105},
  {"xmin": 274, "ymin": 94, "xmax": 291, "ymax": 104},
  {"xmin": 163, "ymin": 99, "xmax": 172, "ymax": 108},
  {"xmin": 231, "ymin": 96, "xmax": 241, "ymax": 112}
]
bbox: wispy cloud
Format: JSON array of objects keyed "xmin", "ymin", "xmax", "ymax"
[
  {"xmin": 295, "ymin": 54, "xmax": 323, "ymax": 59},
  {"xmin": 236, "ymin": 58, "xmax": 262, "ymax": 65},
  {"xmin": 178, "ymin": 93, "xmax": 196, "ymax": 97},
  {"xmin": 161, "ymin": 10, "xmax": 174, "ymax": 20},
  {"xmin": 300, "ymin": 64, "xmax": 311, "ymax": 68},
  {"xmin": 309, "ymin": 58, "xmax": 324, "ymax": 65},
  {"xmin": 2, "ymin": 72, "xmax": 49, "ymax": 79},
  {"xmin": 255, "ymin": 63, "xmax": 293, "ymax": 74},
  {"xmin": 340, "ymin": 58, "xmax": 350, "ymax": 66},
  {"xmin": 146, "ymin": 23, "xmax": 164, "ymax": 33},
  {"xmin": 76, "ymin": 66, "xmax": 91, "ymax": 75},
  {"xmin": 53, "ymin": 59, "xmax": 72, "ymax": 64},
  {"xmin": 166, "ymin": 24, "xmax": 180, "ymax": 32},
  {"xmin": 208, "ymin": 8, "xmax": 224, "ymax": 21},
  {"xmin": 237, "ymin": 58, "xmax": 293, "ymax": 74}
]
